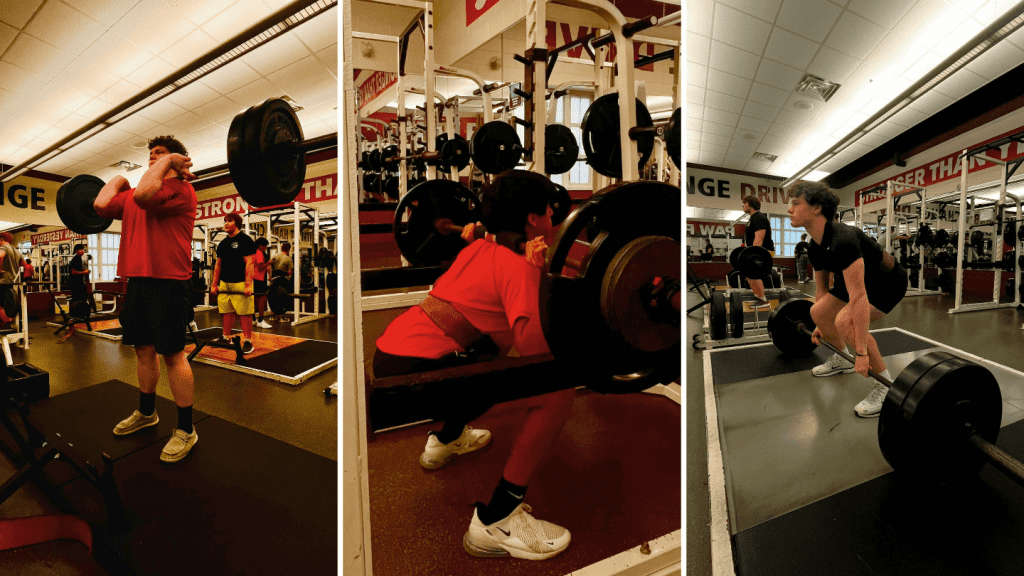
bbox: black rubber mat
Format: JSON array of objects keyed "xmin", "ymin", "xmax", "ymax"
[
  {"xmin": 732, "ymin": 417, "xmax": 1024, "ymax": 575},
  {"xmin": 25, "ymin": 381, "xmax": 336, "ymax": 575},
  {"xmin": 25, "ymin": 380, "xmax": 211, "ymax": 487},
  {"xmin": 711, "ymin": 330, "xmax": 934, "ymax": 386},
  {"xmin": 244, "ymin": 340, "xmax": 337, "ymax": 376},
  {"xmin": 95, "ymin": 327, "xmax": 122, "ymax": 336}
]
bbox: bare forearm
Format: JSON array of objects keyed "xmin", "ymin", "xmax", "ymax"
[
  {"xmin": 135, "ymin": 157, "xmax": 174, "ymax": 204},
  {"xmin": 848, "ymin": 295, "xmax": 872, "ymax": 354},
  {"xmin": 94, "ymin": 177, "xmax": 128, "ymax": 211}
]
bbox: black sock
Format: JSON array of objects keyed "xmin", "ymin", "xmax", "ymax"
[
  {"xmin": 479, "ymin": 477, "xmax": 528, "ymax": 525},
  {"xmin": 434, "ymin": 422, "xmax": 466, "ymax": 445},
  {"xmin": 177, "ymin": 405, "xmax": 193, "ymax": 434},
  {"xmin": 139, "ymin": 392, "xmax": 156, "ymax": 417}
]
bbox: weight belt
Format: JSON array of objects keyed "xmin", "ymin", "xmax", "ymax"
[{"xmin": 419, "ymin": 295, "xmax": 483, "ymax": 350}]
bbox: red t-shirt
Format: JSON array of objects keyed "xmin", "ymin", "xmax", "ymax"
[
  {"xmin": 254, "ymin": 249, "xmax": 268, "ymax": 282},
  {"xmin": 95, "ymin": 178, "xmax": 196, "ymax": 280},
  {"xmin": 22, "ymin": 263, "xmax": 32, "ymax": 278},
  {"xmin": 376, "ymin": 240, "xmax": 549, "ymax": 359}
]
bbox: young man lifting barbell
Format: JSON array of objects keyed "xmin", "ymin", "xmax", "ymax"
[
  {"xmin": 373, "ymin": 170, "xmax": 573, "ymax": 561},
  {"xmin": 787, "ymin": 181, "xmax": 909, "ymax": 417},
  {"xmin": 94, "ymin": 136, "xmax": 200, "ymax": 462},
  {"xmin": 741, "ymin": 195, "xmax": 775, "ymax": 304},
  {"xmin": 210, "ymin": 212, "xmax": 257, "ymax": 354}
]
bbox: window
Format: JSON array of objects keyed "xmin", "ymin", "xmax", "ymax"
[
  {"xmin": 770, "ymin": 216, "xmax": 804, "ymax": 257},
  {"xmin": 89, "ymin": 233, "xmax": 120, "ymax": 281},
  {"xmin": 512, "ymin": 92, "xmax": 591, "ymax": 188}
]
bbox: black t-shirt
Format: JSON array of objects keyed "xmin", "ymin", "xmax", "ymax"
[
  {"xmin": 808, "ymin": 221, "xmax": 888, "ymax": 282},
  {"xmin": 745, "ymin": 211, "xmax": 775, "ymax": 252},
  {"xmin": 70, "ymin": 254, "xmax": 86, "ymax": 288},
  {"xmin": 216, "ymin": 233, "xmax": 257, "ymax": 283},
  {"xmin": 795, "ymin": 241, "xmax": 810, "ymax": 256}
]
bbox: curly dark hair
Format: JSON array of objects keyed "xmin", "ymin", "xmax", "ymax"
[
  {"xmin": 788, "ymin": 181, "xmax": 840, "ymax": 221},
  {"xmin": 741, "ymin": 195, "xmax": 761, "ymax": 211},
  {"xmin": 479, "ymin": 170, "xmax": 554, "ymax": 237},
  {"xmin": 148, "ymin": 135, "xmax": 188, "ymax": 157},
  {"xmin": 223, "ymin": 213, "xmax": 243, "ymax": 228}
]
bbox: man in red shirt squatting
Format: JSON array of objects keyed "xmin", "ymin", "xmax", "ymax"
[
  {"xmin": 374, "ymin": 170, "xmax": 574, "ymax": 561},
  {"xmin": 94, "ymin": 136, "xmax": 199, "ymax": 463}
]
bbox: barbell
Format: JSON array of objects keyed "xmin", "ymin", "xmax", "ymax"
[
  {"xmin": 580, "ymin": 95, "xmax": 681, "ymax": 178},
  {"xmin": 469, "ymin": 122, "xmax": 580, "ymax": 175},
  {"xmin": 768, "ymin": 298, "xmax": 1023, "ymax": 486},
  {"xmin": 56, "ymin": 98, "xmax": 334, "ymax": 235},
  {"xmin": 392, "ymin": 179, "xmax": 572, "ymax": 266}
]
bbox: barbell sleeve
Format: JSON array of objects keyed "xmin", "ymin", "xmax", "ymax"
[{"xmin": 968, "ymin": 433, "xmax": 1024, "ymax": 488}]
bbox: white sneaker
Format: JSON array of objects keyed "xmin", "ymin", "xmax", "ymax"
[
  {"xmin": 419, "ymin": 426, "xmax": 491, "ymax": 469},
  {"xmin": 812, "ymin": 352, "xmax": 856, "ymax": 377},
  {"xmin": 855, "ymin": 371, "xmax": 890, "ymax": 418},
  {"xmin": 256, "ymin": 320, "xmax": 272, "ymax": 329},
  {"xmin": 463, "ymin": 503, "xmax": 571, "ymax": 560}
]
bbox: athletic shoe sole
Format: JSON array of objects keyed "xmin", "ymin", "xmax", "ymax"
[
  {"xmin": 462, "ymin": 530, "xmax": 568, "ymax": 561},
  {"xmin": 811, "ymin": 366, "xmax": 856, "ymax": 377},
  {"xmin": 419, "ymin": 434, "xmax": 491, "ymax": 470}
]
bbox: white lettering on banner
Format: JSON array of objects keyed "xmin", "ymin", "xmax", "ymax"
[
  {"xmin": 359, "ymin": 72, "xmax": 398, "ymax": 109},
  {"xmin": 31, "ymin": 229, "xmax": 86, "ymax": 245},
  {"xmin": 195, "ymin": 175, "xmax": 336, "ymax": 220}
]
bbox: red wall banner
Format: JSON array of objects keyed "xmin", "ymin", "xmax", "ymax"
[
  {"xmin": 466, "ymin": 0, "xmax": 502, "ymax": 26},
  {"xmin": 196, "ymin": 175, "xmax": 337, "ymax": 221},
  {"xmin": 856, "ymin": 123, "xmax": 1024, "ymax": 206},
  {"xmin": 31, "ymin": 228, "xmax": 86, "ymax": 245},
  {"xmin": 358, "ymin": 71, "xmax": 398, "ymax": 109}
]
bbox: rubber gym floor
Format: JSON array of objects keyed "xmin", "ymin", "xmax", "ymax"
[
  {"xmin": 0, "ymin": 307, "xmax": 338, "ymax": 575},
  {"xmin": 687, "ymin": 281, "xmax": 1024, "ymax": 575}
]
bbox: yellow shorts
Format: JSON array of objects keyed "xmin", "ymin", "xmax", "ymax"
[{"xmin": 217, "ymin": 281, "xmax": 255, "ymax": 316}]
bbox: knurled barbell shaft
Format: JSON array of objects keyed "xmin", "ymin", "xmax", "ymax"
[{"xmin": 794, "ymin": 321, "xmax": 893, "ymax": 389}]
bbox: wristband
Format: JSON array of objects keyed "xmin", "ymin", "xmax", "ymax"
[{"xmin": 856, "ymin": 352, "xmax": 868, "ymax": 357}]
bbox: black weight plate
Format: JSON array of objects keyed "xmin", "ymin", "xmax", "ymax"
[
  {"xmin": 726, "ymin": 269, "xmax": 743, "ymax": 289},
  {"xmin": 1006, "ymin": 278, "xmax": 1014, "ymax": 298},
  {"xmin": 56, "ymin": 175, "xmax": 112, "ymax": 235},
  {"xmin": 710, "ymin": 291, "xmax": 726, "ymax": 340},
  {"xmin": 971, "ymin": 230, "xmax": 985, "ymax": 251},
  {"xmin": 380, "ymin": 145, "xmax": 398, "ymax": 168},
  {"xmin": 393, "ymin": 179, "xmax": 482, "ymax": 266},
  {"xmin": 228, "ymin": 98, "xmax": 306, "ymax": 207},
  {"xmin": 550, "ymin": 184, "xmax": 571, "ymax": 226},
  {"xmin": 666, "ymin": 107, "xmax": 681, "ymax": 169},
  {"xmin": 383, "ymin": 176, "xmax": 399, "ymax": 200},
  {"xmin": 737, "ymin": 245, "xmax": 773, "ymax": 279},
  {"xmin": 767, "ymin": 299, "xmax": 817, "ymax": 356},
  {"xmin": 471, "ymin": 121, "xmax": 523, "ymax": 174},
  {"xmin": 544, "ymin": 124, "xmax": 579, "ymax": 175},
  {"xmin": 730, "ymin": 290, "xmax": 744, "ymax": 338},
  {"xmin": 441, "ymin": 138, "xmax": 471, "ymax": 171},
  {"xmin": 1006, "ymin": 222, "xmax": 1017, "ymax": 247},
  {"xmin": 542, "ymin": 180, "xmax": 680, "ymax": 392},
  {"xmin": 580, "ymin": 93, "xmax": 655, "ymax": 178},
  {"xmin": 729, "ymin": 246, "xmax": 744, "ymax": 269},
  {"xmin": 933, "ymin": 228, "xmax": 949, "ymax": 247},
  {"xmin": 599, "ymin": 236, "xmax": 680, "ymax": 353},
  {"xmin": 878, "ymin": 351, "xmax": 1002, "ymax": 485}
]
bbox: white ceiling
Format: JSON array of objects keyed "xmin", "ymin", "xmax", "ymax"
[
  {"xmin": 687, "ymin": 0, "xmax": 1024, "ymax": 179},
  {"xmin": 0, "ymin": 0, "xmax": 337, "ymax": 188}
]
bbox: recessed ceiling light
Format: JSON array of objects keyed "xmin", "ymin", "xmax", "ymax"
[
  {"xmin": 128, "ymin": 139, "xmax": 148, "ymax": 150},
  {"xmin": 793, "ymin": 100, "xmax": 814, "ymax": 111},
  {"xmin": 739, "ymin": 132, "xmax": 758, "ymax": 140}
]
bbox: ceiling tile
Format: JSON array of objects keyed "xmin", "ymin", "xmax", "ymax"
[
  {"xmin": 747, "ymin": 159, "xmax": 773, "ymax": 172},
  {"xmin": 686, "ymin": 86, "xmax": 706, "ymax": 105},
  {"xmin": 722, "ymin": 156, "xmax": 748, "ymax": 170},
  {"xmin": 932, "ymin": 68, "xmax": 987, "ymax": 100},
  {"xmin": 846, "ymin": 0, "xmax": 916, "ymax": 28},
  {"xmin": 855, "ymin": 132, "xmax": 888, "ymax": 148},
  {"xmin": 706, "ymin": 68, "xmax": 752, "ymax": 97},
  {"xmin": 97, "ymin": 82, "xmax": 144, "ymax": 108},
  {"xmin": 742, "ymin": 100, "xmax": 780, "ymax": 122},
  {"xmin": 717, "ymin": 0, "xmax": 784, "ymax": 23},
  {"xmin": 53, "ymin": 60, "xmax": 121, "ymax": 99},
  {"xmin": 113, "ymin": 0, "xmax": 197, "ymax": 54},
  {"xmin": 37, "ymin": 82, "xmax": 92, "ymax": 114},
  {"xmin": 965, "ymin": 40, "xmax": 1024, "ymax": 81},
  {"xmin": 2, "ymin": 32, "xmax": 72, "ymax": 78},
  {"xmin": 747, "ymin": 81, "xmax": 789, "ymax": 108},
  {"xmin": 113, "ymin": 114, "xmax": 161, "ymax": 137},
  {"xmin": 764, "ymin": 27, "xmax": 819, "ymax": 70},
  {"xmin": 709, "ymin": 40, "xmax": 760, "ymax": 78},
  {"xmin": 161, "ymin": 112, "xmax": 213, "ymax": 137},
  {"xmin": 75, "ymin": 98, "xmax": 113, "ymax": 122},
  {"xmin": 767, "ymin": 123, "xmax": 801, "ymax": 137},
  {"xmin": 688, "ymin": 33, "xmax": 711, "ymax": 65},
  {"xmin": 0, "ymin": 61, "xmax": 46, "ymax": 96},
  {"xmin": 314, "ymin": 44, "xmax": 336, "ymax": 77},
  {"xmin": 864, "ymin": 33, "xmax": 928, "ymax": 75},
  {"xmin": 944, "ymin": 19, "xmax": 985, "ymax": 54},
  {"xmin": 202, "ymin": 0, "xmax": 271, "ymax": 43},
  {"xmin": 712, "ymin": 4, "xmax": 773, "ymax": 55},
  {"xmin": 807, "ymin": 46, "xmax": 861, "ymax": 84},
  {"xmin": 869, "ymin": 121, "xmax": 907, "ymax": 139},
  {"xmin": 161, "ymin": 29, "xmax": 221, "ymax": 69},
  {"xmin": 224, "ymin": 78, "xmax": 280, "ymax": 108},
  {"xmin": 773, "ymin": 109, "xmax": 810, "ymax": 128},
  {"xmin": 759, "ymin": 133, "xmax": 792, "ymax": 147},
  {"xmin": 737, "ymin": 115, "xmax": 772, "ymax": 132},
  {"xmin": 67, "ymin": 0, "xmax": 137, "ymax": 25},
  {"xmin": 188, "ymin": 122, "xmax": 229, "ymax": 146},
  {"xmin": 688, "ymin": 62, "xmax": 708, "ymax": 87},
  {"xmin": 824, "ymin": 11, "xmax": 888, "ymax": 60},
  {"xmin": 0, "ymin": 0, "xmax": 44, "ymax": 28},
  {"xmin": 168, "ymin": 0, "xmax": 238, "ymax": 27},
  {"xmin": 687, "ymin": 0, "xmax": 713, "ymax": 35},
  {"xmin": 687, "ymin": 101, "xmax": 704, "ymax": 119},
  {"xmin": 55, "ymin": 112, "xmax": 89, "ymax": 132},
  {"xmin": 91, "ymin": 125, "xmax": 134, "ymax": 146},
  {"xmin": 907, "ymin": 89, "xmax": 954, "ymax": 115},
  {"xmin": 686, "ymin": 116, "xmax": 702, "ymax": 131},
  {"xmin": 703, "ymin": 107, "xmax": 740, "ymax": 127},
  {"xmin": 887, "ymin": 106, "xmax": 929, "ymax": 128},
  {"xmin": 136, "ymin": 98, "xmax": 189, "ymax": 124},
  {"xmin": 775, "ymin": 0, "xmax": 842, "ymax": 43},
  {"xmin": 164, "ymin": 82, "xmax": 223, "ymax": 113},
  {"xmin": 702, "ymin": 120, "xmax": 736, "ymax": 136},
  {"xmin": 754, "ymin": 58, "xmax": 804, "ymax": 91},
  {"xmin": 123, "ymin": 58, "xmax": 177, "ymax": 91},
  {"xmin": 704, "ymin": 90, "xmax": 745, "ymax": 115},
  {"xmin": 77, "ymin": 32, "xmax": 153, "ymax": 79},
  {"xmin": 292, "ymin": 9, "xmax": 337, "ymax": 53},
  {"xmin": 700, "ymin": 137, "xmax": 730, "ymax": 150},
  {"xmin": 201, "ymin": 61, "xmax": 261, "ymax": 95},
  {"xmin": 729, "ymin": 137, "xmax": 762, "ymax": 151},
  {"xmin": 24, "ymin": 0, "xmax": 106, "ymax": 52},
  {"xmin": 901, "ymin": 50, "xmax": 945, "ymax": 82},
  {"xmin": 242, "ymin": 33, "xmax": 313, "ymax": 77}
]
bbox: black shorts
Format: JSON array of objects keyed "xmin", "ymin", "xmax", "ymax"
[
  {"xmin": 120, "ymin": 278, "xmax": 192, "ymax": 355},
  {"xmin": 254, "ymin": 279, "xmax": 267, "ymax": 297},
  {"xmin": 829, "ymin": 265, "xmax": 908, "ymax": 314}
]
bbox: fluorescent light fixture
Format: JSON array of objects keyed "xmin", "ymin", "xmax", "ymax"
[
  {"xmin": 0, "ymin": 167, "xmax": 29, "ymax": 183},
  {"xmin": 804, "ymin": 170, "xmax": 831, "ymax": 181}
]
